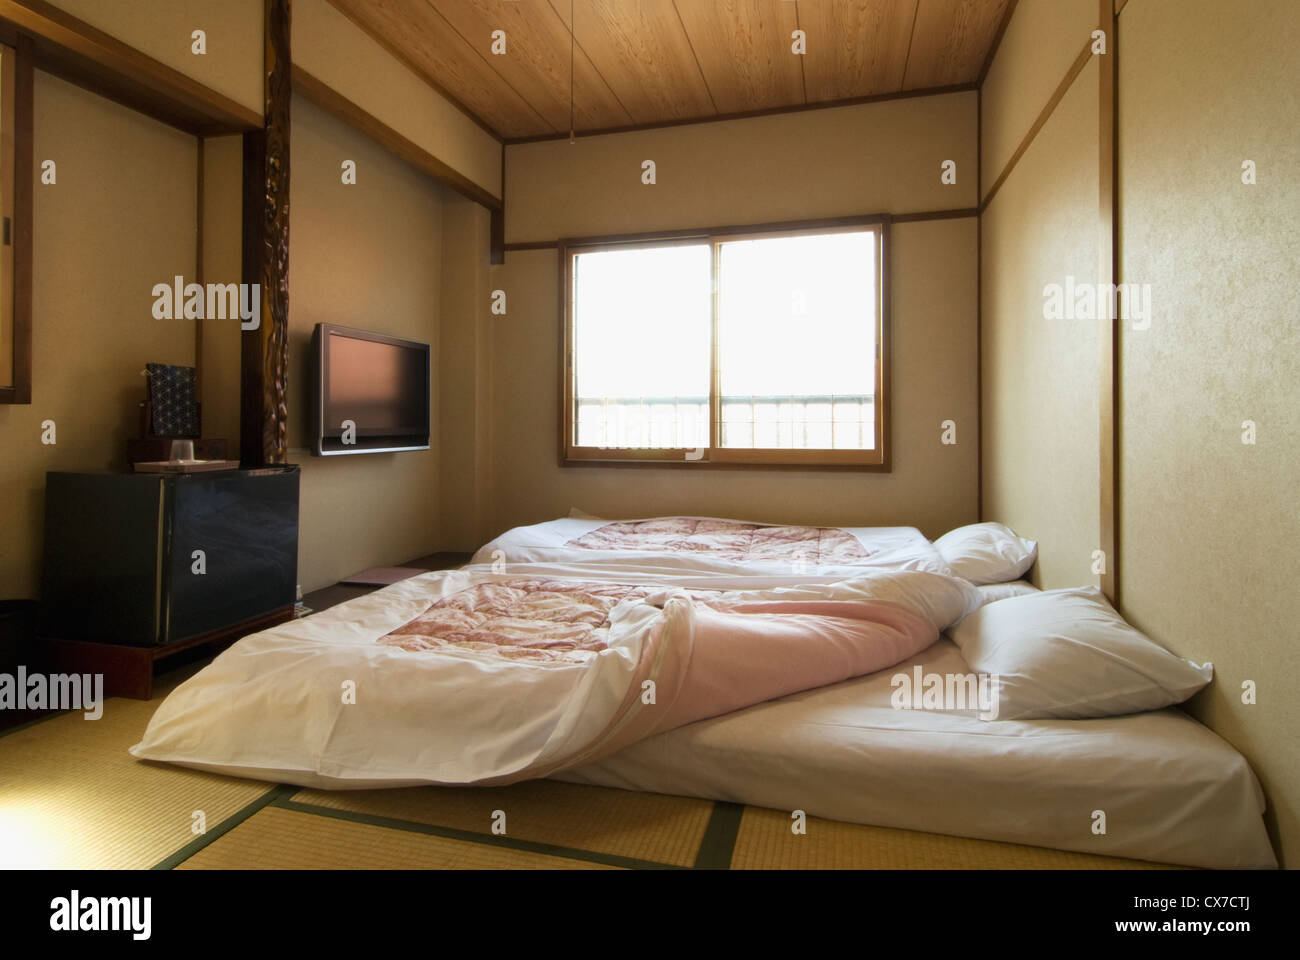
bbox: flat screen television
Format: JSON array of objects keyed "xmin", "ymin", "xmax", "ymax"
[{"xmin": 310, "ymin": 323, "xmax": 430, "ymax": 455}]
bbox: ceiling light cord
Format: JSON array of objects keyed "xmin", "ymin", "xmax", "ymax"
[{"xmin": 569, "ymin": 0, "xmax": 575, "ymax": 143}]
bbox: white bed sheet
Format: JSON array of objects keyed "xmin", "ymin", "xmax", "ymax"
[
  {"xmin": 473, "ymin": 515, "xmax": 953, "ymax": 579},
  {"xmin": 558, "ymin": 636, "xmax": 1276, "ymax": 869}
]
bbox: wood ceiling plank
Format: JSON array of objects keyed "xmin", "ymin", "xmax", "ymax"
[
  {"xmin": 332, "ymin": 0, "xmax": 1006, "ymax": 138},
  {"xmin": 550, "ymin": 0, "xmax": 717, "ymax": 124},
  {"xmin": 329, "ymin": 0, "xmax": 554, "ymax": 138},
  {"xmin": 799, "ymin": 0, "xmax": 919, "ymax": 102},
  {"xmin": 671, "ymin": 0, "xmax": 803, "ymax": 114},
  {"xmin": 428, "ymin": 0, "xmax": 632, "ymax": 133},
  {"xmin": 902, "ymin": 0, "xmax": 1012, "ymax": 89}
]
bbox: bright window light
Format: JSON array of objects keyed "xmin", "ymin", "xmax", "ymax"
[
  {"xmin": 718, "ymin": 232, "xmax": 876, "ymax": 449},
  {"xmin": 573, "ymin": 244, "xmax": 711, "ymax": 449}
]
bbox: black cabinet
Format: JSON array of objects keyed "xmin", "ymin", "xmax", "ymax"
[{"xmin": 41, "ymin": 468, "xmax": 299, "ymax": 646}]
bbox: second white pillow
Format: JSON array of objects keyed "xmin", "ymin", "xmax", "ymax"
[
  {"xmin": 934, "ymin": 522, "xmax": 1037, "ymax": 584},
  {"xmin": 949, "ymin": 586, "xmax": 1213, "ymax": 721}
]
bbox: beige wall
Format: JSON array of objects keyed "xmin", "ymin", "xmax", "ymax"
[
  {"xmin": 507, "ymin": 91, "xmax": 977, "ymax": 243},
  {"xmin": 981, "ymin": 0, "xmax": 1297, "ymax": 865},
  {"xmin": 1117, "ymin": 0, "xmax": 1300, "ymax": 866},
  {"xmin": 198, "ymin": 135, "xmax": 243, "ymax": 455},
  {"xmin": 491, "ymin": 95, "xmax": 980, "ymax": 540},
  {"xmin": 293, "ymin": 0, "xmax": 502, "ymax": 201},
  {"xmin": 0, "ymin": 73, "xmax": 196, "ymax": 597},
  {"xmin": 46, "ymin": 0, "xmax": 263, "ymax": 115},
  {"xmin": 437, "ymin": 195, "xmax": 494, "ymax": 552},
  {"xmin": 980, "ymin": 54, "xmax": 1100, "ymax": 589},
  {"xmin": 979, "ymin": 0, "xmax": 1096, "ymax": 199},
  {"xmin": 285, "ymin": 94, "xmax": 444, "ymax": 592}
]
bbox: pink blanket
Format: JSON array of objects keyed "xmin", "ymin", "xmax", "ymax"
[
  {"xmin": 380, "ymin": 576, "xmax": 939, "ymax": 781},
  {"xmin": 380, "ymin": 579, "xmax": 679, "ymax": 661},
  {"xmin": 565, "ymin": 517, "xmax": 871, "ymax": 565}
]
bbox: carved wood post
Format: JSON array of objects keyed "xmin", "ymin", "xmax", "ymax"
[{"xmin": 241, "ymin": 0, "xmax": 291, "ymax": 466}]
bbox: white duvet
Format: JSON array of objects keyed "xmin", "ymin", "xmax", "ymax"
[{"xmin": 130, "ymin": 563, "xmax": 979, "ymax": 789}]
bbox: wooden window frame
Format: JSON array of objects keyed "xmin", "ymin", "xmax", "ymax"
[
  {"xmin": 0, "ymin": 35, "xmax": 30, "ymax": 405},
  {"xmin": 560, "ymin": 215, "xmax": 890, "ymax": 471}
]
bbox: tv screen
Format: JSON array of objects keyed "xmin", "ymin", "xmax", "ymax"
[{"xmin": 310, "ymin": 324, "xmax": 430, "ymax": 455}]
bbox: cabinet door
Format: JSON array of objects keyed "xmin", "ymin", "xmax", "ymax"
[
  {"xmin": 165, "ymin": 471, "xmax": 299, "ymax": 642},
  {"xmin": 41, "ymin": 473, "xmax": 164, "ymax": 645}
]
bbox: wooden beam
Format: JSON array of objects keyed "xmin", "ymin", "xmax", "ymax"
[
  {"xmin": 503, "ymin": 208, "xmax": 977, "ymax": 252},
  {"xmin": 490, "ymin": 148, "xmax": 504, "ymax": 264},
  {"xmin": 0, "ymin": 0, "xmax": 261, "ymax": 135},
  {"xmin": 239, "ymin": 129, "xmax": 263, "ymax": 465},
  {"xmin": 893, "ymin": 207, "xmax": 979, "ymax": 224},
  {"xmin": 1098, "ymin": 0, "xmax": 1120, "ymax": 605},
  {"xmin": 291, "ymin": 65, "xmax": 501, "ymax": 212},
  {"xmin": 502, "ymin": 240, "xmax": 561, "ymax": 253},
  {"xmin": 194, "ymin": 137, "xmax": 204, "ymax": 397},
  {"xmin": 976, "ymin": 82, "xmax": 983, "ymax": 521},
  {"xmin": 980, "ymin": 37, "xmax": 1092, "ymax": 211},
  {"xmin": 490, "ymin": 208, "xmax": 504, "ymax": 265},
  {"xmin": 241, "ymin": 0, "xmax": 291, "ymax": 468},
  {"xmin": 0, "ymin": 35, "xmax": 32, "ymax": 405}
]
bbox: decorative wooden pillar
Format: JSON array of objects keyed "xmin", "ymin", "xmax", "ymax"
[
  {"xmin": 241, "ymin": 0, "xmax": 291, "ymax": 466},
  {"xmin": 1097, "ymin": 0, "xmax": 1119, "ymax": 606}
]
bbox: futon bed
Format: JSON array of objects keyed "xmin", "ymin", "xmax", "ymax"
[
  {"xmin": 131, "ymin": 516, "xmax": 1277, "ymax": 869},
  {"xmin": 472, "ymin": 514, "xmax": 953, "ymax": 578},
  {"xmin": 558, "ymin": 632, "xmax": 1275, "ymax": 869}
]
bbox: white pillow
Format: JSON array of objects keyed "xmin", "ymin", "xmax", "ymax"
[
  {"xmin": 976, "ymin": 580, "xmax": 1039, "ymax": 603},
  {"xmin": 934, "ymin": 522, "xmax": 1037, "ymax": 584},
  {"xmin": 948, "ymin": 586, "xmax": 1213, "ymax": 721}
]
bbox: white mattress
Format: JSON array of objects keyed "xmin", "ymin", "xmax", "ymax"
[
  {"xmin": 558, "ymin": 636, "xmax": 1277, "ymax": 869},
  {"xmin": 473, "ymin": 515, "xmax": 953, "ymax": 579}
]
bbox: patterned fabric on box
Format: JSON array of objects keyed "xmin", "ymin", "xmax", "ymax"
[{"xmin": 146, "ymin": 363, "xmax": 199, "ymax": 437}]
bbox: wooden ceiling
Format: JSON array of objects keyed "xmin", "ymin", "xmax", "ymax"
[{"xmin": 328, "ymin": 0, "xmax": 1014, "ymax": 141}]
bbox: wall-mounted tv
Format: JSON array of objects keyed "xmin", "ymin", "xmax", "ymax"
[{"xmin": 310, "ymin": 323, "xmax": 430, "ymax": 456}]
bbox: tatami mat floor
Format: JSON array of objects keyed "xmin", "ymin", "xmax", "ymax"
[{"xmin": 0, "ymin": 667, "xmax": 1177, "ymax": 870}]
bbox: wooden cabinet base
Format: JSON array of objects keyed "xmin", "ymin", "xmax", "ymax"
[{"xmin": 43, "ymin": 605, "xmax": 294, "ymax": 701}]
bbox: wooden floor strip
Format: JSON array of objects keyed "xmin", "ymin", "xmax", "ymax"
[
  {"xmin": 693, "ymin": 801, "xmax": 745, "ymax": 869},
  {"xmin": 175, "ymin": 806, "xmax": 619, "ymax": 870},
  {"xmin": 154, "ymin": 784, "xmax": 298, "ymax": 870},
  {"xmin": 274, "ymin": 797, "xmax": 682, "ymax": 871},
  {"xmin": 292, "ymin": 778, "xmax": 713, "ymax": 867}
]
